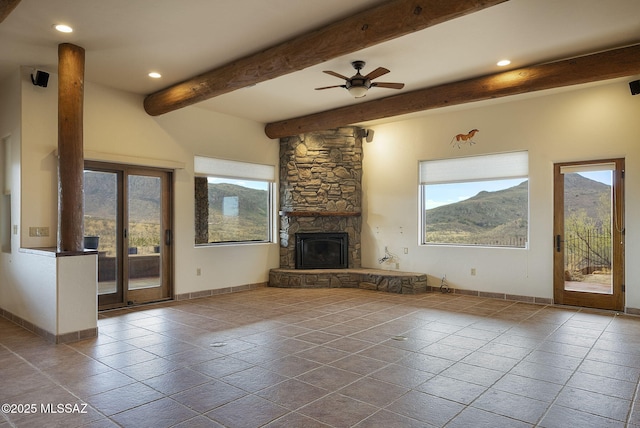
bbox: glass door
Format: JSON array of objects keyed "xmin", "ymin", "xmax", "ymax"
[
  {"xmin": 84, "ymin": 162, "xmax": 172, "ymax": 310},
  {"xmin": 553, "ymin": 159, "xmax": 624, "ymax": 311},
  {"xmin": 125, "ymin": 169, "xmax": 171, "ymax": 304},
  {"xmin": 84, "ymin": 168, "xmax": 123, "ymax": 308}
]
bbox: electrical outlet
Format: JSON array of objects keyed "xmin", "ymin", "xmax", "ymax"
[
  {"xmin": 471, "ymin": 268, "xmax": 476, "ymax": 276},
  {"xmin": 196, "ymin": 268, "xmax": 201, "ymax": 276},
  {"xmin": 395, "ymin": 263, "xmax": 400, "ymax": 270},
  {"xmin": 28, "ymin": 226, "xmax": 49, "ymax": 237}
]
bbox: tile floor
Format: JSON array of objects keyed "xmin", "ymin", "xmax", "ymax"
[{"xmin": 2, "ymin": 287, "xmax": 640, "ymax": 427}]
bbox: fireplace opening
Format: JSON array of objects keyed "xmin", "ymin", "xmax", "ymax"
[{"xmin": 295, "ymin": 232, "xmax": 348, "ymax": 269}]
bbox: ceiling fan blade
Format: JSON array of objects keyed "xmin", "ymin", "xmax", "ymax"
[
  {"xmin": 315, "ymin": 85, "xmax": 346, "ymax": 90},
  {"xmin": 323, "ymin": 70, "xmax": 349, "ymax": 80},
  {"xmin": 364, "ymin": 67, "xmax": 390, "ymax": 80},
  {"xmin": 372, "ymin": 82, "xmax": 405, "ymax": 89}
]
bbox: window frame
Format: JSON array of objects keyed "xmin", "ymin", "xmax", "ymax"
[
  {"xmin": 419, "ymin": 151, "xmax": 529, "ymax": 248},
  {"xmin": 194, "ymin": 156, "xmax": 277, "ymax": 246}
]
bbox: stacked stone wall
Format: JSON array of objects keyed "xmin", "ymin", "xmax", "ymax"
[{"xmin": 278, "ymin": 127, "xmax": 362, "ymax": 268}]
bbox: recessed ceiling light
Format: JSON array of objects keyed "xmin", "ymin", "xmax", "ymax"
[
  {"xmin": 148, "ymin": 72, "xmax": 162, "ymax": 79},
  {"xmin": 54, "ymin": 24, "xmax": 73, "ymax": 33},
  {"xmin": 497, "ymin": 59, "xmax": 511, "ymax": 67}
]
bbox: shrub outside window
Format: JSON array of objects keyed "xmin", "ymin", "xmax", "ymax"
[
  {"xmin": 420, "ymin": 151, "xmax": 529, "ymax": 248},
  {"xmin": 194, "ymin": 156, "xmax": 276, "ymax": 245}
]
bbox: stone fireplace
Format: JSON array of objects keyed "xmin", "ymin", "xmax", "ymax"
[
  {"xmin": 269, "ymin": 127, "xmax": 427, "ymax": 294},
  {"xmin": 277, "ymin": 127, "xmax": 362, "ymax": 269}
]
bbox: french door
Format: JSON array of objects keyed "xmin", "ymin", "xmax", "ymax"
[
  {"xmin": 553, "ymin": 159, "xmax": 624, "ymax": 311},
  {"xmin": 84, "ymin": 162, "xmax": 173, "ymax": 310}
]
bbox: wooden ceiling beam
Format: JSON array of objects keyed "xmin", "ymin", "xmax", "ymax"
[
  {"xmin": 143, "ymin": 0, "xmax": 509, "ymax": 116},
  {"xmin": 0, "ymin": 0, "xmax": 21, "ymax": 23},
  {"xmin": 265, "ymin": 44, "xmax": 640, "ymax": 139}
]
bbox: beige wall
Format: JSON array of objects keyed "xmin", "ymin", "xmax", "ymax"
[{"xmin": 362, "ymin": 78, "xmax": 640, "ymax": 308}]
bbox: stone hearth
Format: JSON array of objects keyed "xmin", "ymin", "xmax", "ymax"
[{"xmin": 269, "ymin": 268, "xmax": 428, "ymax": 294}]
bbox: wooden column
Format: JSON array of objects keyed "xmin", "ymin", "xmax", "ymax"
[{"xmin": 57, "ymin": 43, "xmax": 85, "ymax": 252}]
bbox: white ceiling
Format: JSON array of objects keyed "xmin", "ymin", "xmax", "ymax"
[{"xmin": 1, "ymin": 0, "xmax": 639, "ymax": 124}]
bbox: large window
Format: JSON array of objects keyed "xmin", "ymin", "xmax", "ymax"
[
  {"xmin": 420, "ymin": 151, "xmax": 529, "ymax": 248},
  {"xmin": 194, "ymin": 156, "xmax": 276, "ymax": 245}
]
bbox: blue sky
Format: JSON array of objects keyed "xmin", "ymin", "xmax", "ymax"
[
  {"xmin": 425, "ymin": 171, "xmax": 612, "ymax": 210},
  {"xmin": 209, "ymin": 170, "xmax": 612, "ymax": 208},
  {"xmin": 208, "ymin": 177, "xmax": 268, "ymax": 191},
  {"xmin": 424, "ymin": 179, "xmax": 527, "ymax": 210},
  {"xmin": 579, "ymin": 170, "xmax": 612, "ymax": 186}
]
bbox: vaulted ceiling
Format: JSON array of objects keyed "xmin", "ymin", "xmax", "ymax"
[{"xmin": 1, "ymin": 0, "xmax": 639, "ymax": 136}]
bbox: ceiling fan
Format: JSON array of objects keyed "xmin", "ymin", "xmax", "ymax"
[{"xmin": 315, "ymin": 60, "xmax": 405, "ymax": 98}]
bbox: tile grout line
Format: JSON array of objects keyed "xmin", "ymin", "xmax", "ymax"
[
  {"xmin": 0, "ymin": 341, "xmax": 110, "ymax": 426},
  {"xmin": 532, "ymin": 309, "xmax": 622, "ymax": 426}
]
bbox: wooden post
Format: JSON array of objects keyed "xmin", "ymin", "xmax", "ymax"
[
  {"xmin": 0, "ymin": 0, "xmax": 21, "ymax": 24},
  {"xmin": 265, "ymin": 44, "xmax": 640, "ymax": 139},
  {"xmin": 143, "ymin": 0, "xmax": 508, "ymax": 116},
  {"xmin": 58, "ymin": 43, "xmax": 85, "ymax": 252}
]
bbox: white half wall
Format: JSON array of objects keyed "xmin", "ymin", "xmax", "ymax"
[{"xmin": 57, "ymin": 254, "xmax": 97, "ymax": 335}]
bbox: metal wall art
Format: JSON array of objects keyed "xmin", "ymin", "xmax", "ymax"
[{"xmin": 450, "ymin": 129, "xmax": 479, "ymax": 148}]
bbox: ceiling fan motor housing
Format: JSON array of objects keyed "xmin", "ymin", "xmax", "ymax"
[
  {"xmin": 347, "ymin": 60, "xmax": 371, "ymax": 92},
  {"xmin": 346, "ymin": 76, "xmax": 371, "ymax": 90}
]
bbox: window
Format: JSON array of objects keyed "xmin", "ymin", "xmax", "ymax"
[
  {"xmin": 419, "ymin": 151, "xmax": 529, "ymax": 247},
  {"xmin": 194, "ymin": 156, "xmax": 276, "ymax": 245}
]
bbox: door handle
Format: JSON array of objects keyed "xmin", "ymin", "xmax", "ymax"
[
  {"xmin": 165, "ymin": 229, "xmax": 172, "ymax": 246},
  {"xmin": 555, "ymin": 234, "xmax": 561, "ymax": 252}
]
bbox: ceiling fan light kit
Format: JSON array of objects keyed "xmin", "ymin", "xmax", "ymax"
[
  {"xmin": 316, "ymin": 60, "xmax": 404, "ymax": 98},
  {"xmin": 347, "ymin": 82, "xmax": 370, "ymax": 98}
]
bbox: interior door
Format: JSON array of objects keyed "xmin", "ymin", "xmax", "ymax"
[
  {"xmin": 84, "ymin": 162, "xmax": 173, "ymax": 310},
  {"xmin": 553, "ymin": 159, "xmax": 624, "ymax": 311}
]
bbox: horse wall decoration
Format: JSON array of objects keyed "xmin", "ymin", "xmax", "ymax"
[{"xmin": 450, "ymin": 129, "xmax": 479, "ymax": 148}]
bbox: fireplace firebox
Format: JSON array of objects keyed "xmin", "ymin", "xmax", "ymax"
[{"xmin": 295, "ymin": 232, "xmax": 348, "ymax": 269}]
